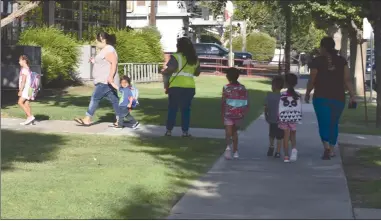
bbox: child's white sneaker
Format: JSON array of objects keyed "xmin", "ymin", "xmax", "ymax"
[
  {"xmin": 132, "ymin": 122, "xmax": 140, "ymax": 130},
  {"xmin": 233, "ymin": 151, "xmax": 239, "ymax": 159},
  {"xmin": 224, "ymin": 146, "xmax": 232, "ymax": 160},
  {"xmin": 290, "ymin": 148, "xmax": 298, "ymax": 162},
  {"xmin": 21, "ymin": 116, "xmax": 35, "ymax": 125}
]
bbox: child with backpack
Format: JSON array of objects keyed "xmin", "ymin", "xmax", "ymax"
[
  {"xmin": 18, "ymin": 55, "xmax": 40, "ymax": 125},
  {"xmin": 264, "ymin": 76, "xmax": 285, "ymax": 158},
  {"xmin": 222, "ymin": 68, "xmax": 249, "ymax": 159},
  {"xmin": 278, "ymin": 74, "xmax": 302, "ymax": 163},
  {"xmin": 110, "ymin": 75, "xmax": 140, "ymax": 129}
]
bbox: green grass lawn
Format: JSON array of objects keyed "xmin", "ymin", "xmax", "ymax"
[
  {"xmin": 1, "ymin": 130, "xmax": 225, "ymax": 219},
  {"xmin": 340, "ymin": 102, "xmax": 381, "ymax": 136},
  {"xmin": 341, "ymin": 146, "xmax": 381, "ymax": 209},
  {"xmin": 1, "ymin": 76, "xmax": 270, "ymax": 129}
]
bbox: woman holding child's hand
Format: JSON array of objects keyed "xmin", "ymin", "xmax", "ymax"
[
  {"xmin": 74, "ymin": 32, "xmax": 120, "ymax": 126},
  {"xmin": 306, "ymin": 37, "xmax": 356, "ymax": 160}
]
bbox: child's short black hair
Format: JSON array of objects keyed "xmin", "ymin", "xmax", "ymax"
[
  {"xmin": 272, "ymin": 76, "xmax": 284, "ymax": 90},
  {"xmin": 226, "ymin": 67, "xmax": 240, "ymax": 84},
  {"xmin": 121, "ymin": 75, "xmax": 131, "ymax": 85}
]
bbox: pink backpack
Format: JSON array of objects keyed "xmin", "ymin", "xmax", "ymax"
[
  {"xmin": 222, "ymin": 83, "xmax": 249, "ymax": 119},
  {"xmin": 29, "ymin": 71, "xmax": 42, "ymax": 100}
]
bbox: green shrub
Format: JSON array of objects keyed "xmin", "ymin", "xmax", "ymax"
[
  {"xmin": 233, "ymin": 32, "xmax": 276, "ymax": 61},
  {"xmin": 18, "ymin": 26, "xmax": 80, "ymax": 83},
  {"xmin": 106, "ymin": 27, "xmax": 164, "ymax": 64}
]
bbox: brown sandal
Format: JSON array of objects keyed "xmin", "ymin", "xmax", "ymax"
[{"xmin": 74, "ymin": 118, "xmax": 91, "ymax": 127}]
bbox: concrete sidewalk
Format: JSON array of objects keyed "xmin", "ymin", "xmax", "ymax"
[
  {"xmin": 1, "ymin": 118, "xmax": 226, "ymax": 139},
  {"xmin": 168, "ymin": 103, "xmax": 354, "ymax": 219}
]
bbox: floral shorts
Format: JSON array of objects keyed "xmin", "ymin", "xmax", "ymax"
[{"xmin": 278, "ymin": 122, "xmax": 297, "ymax": 131}]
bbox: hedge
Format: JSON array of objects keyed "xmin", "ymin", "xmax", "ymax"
[
  {"xmin": 233, "ymin": 32, "xmax": 276, "ymax": 61},
  {"xmin": 17, "ymin": 26, "xmax": 164, "ymax": 83},
  {"xmin": 18, "ymin": 26, "xmax": 80, "ymax": 83},
  {"xmin": 106, "ymin": 27, "xmax": 164, "ymax": 64}
]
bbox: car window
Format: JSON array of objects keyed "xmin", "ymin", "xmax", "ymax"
[
  {"xmin": 195, "ymin": 45, "xmax": 205, "ymax": 53},
  {"xmin": 210, "ymin": 46, "xmax": 220, "ymax": 53}
]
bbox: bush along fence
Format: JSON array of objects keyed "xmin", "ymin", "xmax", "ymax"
[
  {"xmin": 120, "ymin": 63, "xmax": 164, "ymax": 83},
  {"xmin": 16, "ymin": 26, "xmax": 165, "ymax": 87}
]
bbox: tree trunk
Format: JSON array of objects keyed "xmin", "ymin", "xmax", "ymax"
[
  {"xmin": 1, "ymin": 1, "xmax": 41, "ymax": 28},
  {"xmin": 328, "ymin": 25, "xmax": 343, "ymax": 52},
  {"xmin": 327, "ymin": 24, "xmax": 339, "ymax": 37},
  {"xmin": 349, "ymin": 30, "xmax": 357, "ymax": 85},
  {"xmin": 284, "ymin": 4, "xmax": 291, "ymax": 74},
  {"xmin": 354, "ymin": 40, "xmax": 367, "ymax": 96},
  {"xmin": 373, "ymin": 12, "xmax": 381, "ymax": 127},
  {"xmin": 350, "ymin": 20, "xmax": 367, "ymax": 96},
  {"xmin": 340, "ymin": 27, "xmax": 349, "ymax": 59}
]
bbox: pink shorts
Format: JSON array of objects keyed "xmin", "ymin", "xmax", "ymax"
[
  {"xmin": 224, "ymin": 118, "xmax": 240, "ymax": 126},
  {"xmin": 278, "ymin": 123, "xmax": 297, "ymax": 131}
]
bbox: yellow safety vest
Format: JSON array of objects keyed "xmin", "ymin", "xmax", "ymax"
[{"xmin": 169, "ymin": 53, "xmax": 198, "ymax": 89}]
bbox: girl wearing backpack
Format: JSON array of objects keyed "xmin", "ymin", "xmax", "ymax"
[
  {"xmin": 222, "ymin": 68, "xmax": 249, "ymax": 159},
  {"xmin": 18, "ymin": 55, "xmax": 35, "ymax": 125},
  {"xmin": 278, "ymin": 74, "xmax": 302, "ymax": 163}
]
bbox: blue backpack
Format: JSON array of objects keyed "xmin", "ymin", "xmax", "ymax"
[{"xmin": 129, "ymin": 86, "xmax": 139, "ymax": 108}]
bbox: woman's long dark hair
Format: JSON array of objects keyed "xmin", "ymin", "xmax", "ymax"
[
  {"xmin": 97, "ymin": 31, "xmax": 116, "ymax": 46},
  {"xmin": 177, "ymin": 37, "xmax": 198, "ymax": 65},
  {"xmin": 320, "ymin": 37, "xmax": 338, "ymax": 71}
]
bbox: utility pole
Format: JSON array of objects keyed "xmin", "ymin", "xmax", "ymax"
[
  {"xmin": 149, "ymin": 0, "xmax": 156, "ymax": 26},
  {"xmin": 241, "ymin": 20, "xmax": 247, "ymax": 52},
  {"xmin": 284, "ymin": 3, "xmax": 291, "ymax": 75},
  {"xmin": 229, "ymin": 14, "xmax": 233, "ymax": 67}
]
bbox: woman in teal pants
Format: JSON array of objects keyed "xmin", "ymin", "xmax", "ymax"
[{"xmin": 305, "ymin": 37, "xmax": 356, "ymax": 160}]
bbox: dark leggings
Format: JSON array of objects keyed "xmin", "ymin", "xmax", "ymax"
[
  {"xmin": 313, "ymin": 98, "xmax": 345, "ymax": 146},
  {"xmin": 166, "ymin": 87, "xmax": 195, "ymax": 132}
]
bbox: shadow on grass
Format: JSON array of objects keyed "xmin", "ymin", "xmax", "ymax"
[
  {"xmin": 35, "ymin": 114, "xmax": 50, "ymax": 121},
  {"xmin": 2, "ymin": 88, "xmax": 268, "ymax": 129},
  {"xmin": 1, "ymin": 130, "xmax": 66, "ymax": 171},
  {"xmin": 340, "ymin": 145, "xmax": 381, "ymax": 208},
  {"xmin": 96, "ymin": 137, "xmax": 225, "ymax": 219}
]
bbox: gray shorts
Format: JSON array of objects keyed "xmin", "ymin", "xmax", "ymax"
[{"xmin": 269, "ymin": 123, "xmax": 284, "ymax": 140}]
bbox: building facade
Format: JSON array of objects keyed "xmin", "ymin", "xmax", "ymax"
[
  {"xmin": 1, "ymin": 0, "xmax": 126, "ymax": 45},
  {"xmin": 127, "ymin": 0, "xmax": 221, "ymax": 53}
]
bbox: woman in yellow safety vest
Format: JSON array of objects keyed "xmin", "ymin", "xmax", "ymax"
[{"xmin": 161, "ymin": 37, "xmax": 201, "ymax": 137}]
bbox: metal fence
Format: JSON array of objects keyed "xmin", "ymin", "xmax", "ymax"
[{"xmin": 119, "ymin": 63, "xmax": 163, "ymax": 83}]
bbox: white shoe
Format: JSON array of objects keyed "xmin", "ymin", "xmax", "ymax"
[
  {"xmin": 290, "ymin": 148, "xmax": 298, "ymax": 162},
  {"xmin": 132, "ymin": 122, "xmax": 140, "ymax": 130},
  {"xmin": 233, "ymin": 151, "xmax": 239, "ymax": 159},
  {"xmin": 224, "ymin": 146, "xmax": 232, "ymax": 160},
  {"xmin": 21, "ymin": 116, "xmax": 35, "ymax": 125}
]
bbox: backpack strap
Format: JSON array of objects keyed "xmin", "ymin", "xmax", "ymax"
[{"xmin": 168, "ymin": 56, "xmax": 188, "ymax": 88}]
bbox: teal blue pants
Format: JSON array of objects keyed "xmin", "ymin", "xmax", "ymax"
[{"xmin": 313, "ymin": 98, "xmax": 345, "ymax": 146}]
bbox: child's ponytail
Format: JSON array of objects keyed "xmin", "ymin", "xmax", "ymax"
[{"xmin": 285, "ymin": 74, "xmax": 300, "ymax": 100}]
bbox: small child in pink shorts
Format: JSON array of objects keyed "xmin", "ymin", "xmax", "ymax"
[
  {"xmin": 221, "ymin": 68, "xmax": 249, "ymax": 160},
  {"xmin": 278, "ymin": 74, "xmax": 302, "ymax": 163}
]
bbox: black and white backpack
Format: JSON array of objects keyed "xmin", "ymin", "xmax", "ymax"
[{"xmin": 278, "ymin": 91, "xmax": 302, "ymax": 123}]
